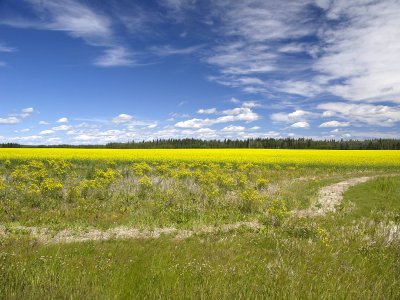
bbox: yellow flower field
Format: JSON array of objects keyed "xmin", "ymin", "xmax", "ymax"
[
  {"xmin": 1, "ymin": 148, "xmax": 400, "ymax": 299},
  {"xmin": 0, "ymin": 148, "xmax": 399, "ymax": 166}
]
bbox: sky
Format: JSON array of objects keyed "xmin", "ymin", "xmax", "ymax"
[{"xmin": 1, "ymin": 0, "xmax": 400, "ymax": 145}]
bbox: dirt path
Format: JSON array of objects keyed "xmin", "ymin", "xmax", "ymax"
[
  {"xmin": 295, "ymin": 176, "xmax": 377, "ymax": 217},
  {"xmin": 0, "ymin": 221, "xmax": 263, "ymax": 245}
]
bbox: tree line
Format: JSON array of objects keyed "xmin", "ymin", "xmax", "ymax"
[{"xmin": 1, "ymin": 138, "xmax": 400, "ymax": 150}]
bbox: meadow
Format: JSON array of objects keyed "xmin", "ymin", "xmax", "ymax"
[{"xmin": 0, "ymin": 149, "xmax": 399, "ymax": 299}]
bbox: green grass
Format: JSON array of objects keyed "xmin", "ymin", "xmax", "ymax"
[
  {"xmin": 1, "ymin": 163, "xmax": 400, "ymax": 299},
  {"xmin": 1, "ymin": 225, "xmax": 399, "ymax": 299},
  {"xmin": 343, "ymin": 176, "xmax": 400, "ymax": 222},
  {"xmin": 1, "ymin": 159, "xmax": 380, "ymax": 229}
]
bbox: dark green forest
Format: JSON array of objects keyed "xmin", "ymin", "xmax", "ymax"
[{"xmin": 1, "ymin": 138, "xmax": 400, "ymax": 150}]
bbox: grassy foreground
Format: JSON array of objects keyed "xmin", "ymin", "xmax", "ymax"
[
  {"xmin": 1, "ymin": 176, "xmax": 399, "ymax": 299},
  {"xmin": 0, "ymin": 149, "xmax": 399, "ymax": 298}
]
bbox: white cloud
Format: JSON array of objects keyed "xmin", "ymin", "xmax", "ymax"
[
  {"xmin": 26, "ymin": 0, "xmax": 111, "ymax": 39},
  {"xmin": 65, "ymin": 126, "xmax": 137, "ymax": 144},
  {"xmin": 177, "ymin": 101, "xmax": 188, "ymax": 107},
  {"xmin": 290, "ymin": 121, "xmax": 310, "ymax": 128},
  {"xmin": 57, "ymin": 117, "xmax": 69, "ymax": 123},
  {"xmin": 271, "ymin": 110, "xmax": 312, "ymax": 123},
  {"xmin": 202, "ymin": 1, "xmax": 400, "ymax": 103},
  {"xmin": 147, "ymin": 124, "xmax": 157, "ymax": 129},
  {"xmin": 0, "ymin": 43, "xmax": 16, "ymax": 66},
  {"xmin": 322, "ymin": 111, "xmax": 335, "ymax": 118},
  {"xmin": 207, "ymin": 42, "xmax": 276, "ymax": 75},
  {"xmin": 112, "ymin": 114, "xmax": 133, "ymax": 124},
  {"xmin": 2, "ymin": 0, "xmax": 134, "ymax": 68},
  {"xmin": 1, "ymin": 0, "xmax": 113, "ymax": 49},
  {"xmin": 273, "ymin": 80, "xmax": 322, "ymax": 97},
  {"xmin": 341, "ymin": 130, "xmax": 400, "ymax": 139},
  {"xmin": 215, "ymin": 1, "xmax": 313, "ymax": 43},
  {"xmin": 319, "ymin": 121, "xmax": 350, "ymax": 128},
  {"xmin": 18, "ymin": 107, "xmax": 35, "ymax": 118},
  {"xmin": 169, "ymin": 112, "xmax": 190, "ymax": 119},
  {"xmin": 0, "ymin": 43, "xmax": 17, "ymax": 52},
  {"xmin": 242, "ymin": 101, "xmax": 260, "ymax": 108},
  {"xmin": 12, "ymin": 135, "xmax": 43, "ymax": 142},
  {"xmin": 175, "ymin": 107, "xmax": 259, "ymax": 128},
  {"xmin": 39, "ymin": 121, "xmax": 50, "ymax": 125},
  {"xmin": 197, "ymin": 128, "xmax": 215, "ymax": 134},
  {"xmin": 94, "ymin": 47, "xmax": 135, "ymax": 67},
  {"xmin": 317, "ymin": 102, "xmax": 400, "ymax": 126},
  {"xmin": 22, "ymin": 107, "xmax": 34, "ymax": 113},
  {"xmin": 159, "ymin": 0, "xmax": 195, "ymax": 10},
  {"xmin": 151, "ymin": 44, "xmax": 203, "ymax": 56},
  {"xmin": 74, "ymin": 134, "xmax": 98, "ymax": 141},
  {"xmin": 278, "ymin": 43, "xmax": 305, "ymax": 53},
  {"xmin": 175, "ymin": 118, "xmax": 211, "ymax": 128},
  {"xmin": 0, "ymin": 117, "xmax": 20, "ymax": 125},
  {"xmin": 221, "ymin": 125, "xmax": 246, "ymax": 132},
  {"xmin": 158, "ymin": 0, "xmax": 196, "ymax": 20},
  {"xmin": 198, "ymin": 108, "xmax": 217, "ymax": 114},
  {"xmin": 111, "ymin": 2, "xmax": 158, "ymax": 34},
  {"xmin": 238, "ymin": 77, "xmax": 264, "ymax": 85},
  {"xmin": 46, "ymin": 137, "xmax": 62, "ymax": 144},
  {"xmin": 204, "ymin": 1, "xmax": 315, "ymax": 94},
  {"xmin": 314, "ymin": 0, "xmax": 400, "ymax": 103},
  {"xmin": 52, "ymin": 125, "xmax": 72, "ymax": 131},
  {"xmin": 222, "ymin": 107, "xmax": 250, "ymax": 116},
  {"xmin": 40, "ymin": 130, "xmax": 55, "ymax": 135}
]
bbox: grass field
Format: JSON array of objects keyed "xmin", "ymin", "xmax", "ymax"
[{"xmin": 0, "ymin": 149, "xmax": 399, "ymax": 299}]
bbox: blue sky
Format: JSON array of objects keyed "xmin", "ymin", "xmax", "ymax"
[{"xmin": 1, "ymin": 0, "xmax": 400, "ymax": 144}]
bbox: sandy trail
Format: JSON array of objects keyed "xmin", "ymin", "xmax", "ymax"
[
  {"xmin": 0, "ymin": 221, "xmax": 263, "ymax": 245},
  {"xmin": 295, "ymin": 176, "xmax": 378, "ymax": 217}
]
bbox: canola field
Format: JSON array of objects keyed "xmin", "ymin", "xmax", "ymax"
[
  {"xmin": 1, "ymin": 148, "xmax": 399, "ymax": 299},
  {"xmin": 1, "ymin": 148, "xmax": 400, "ymax": 166}
]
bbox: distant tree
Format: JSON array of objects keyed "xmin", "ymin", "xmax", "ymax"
[{"xmin": 2, "ymin": 138, "xmax": 400, "ymax": 150}]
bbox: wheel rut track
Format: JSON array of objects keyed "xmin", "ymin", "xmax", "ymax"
[{"xmin": 295, "ymin": 176, "xmax": 378, "ymax": 217}]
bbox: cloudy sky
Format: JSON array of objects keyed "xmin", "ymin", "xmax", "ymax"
[{"xmin": 1, "ymin": 0, "xmax": 400, "ymax": 144}]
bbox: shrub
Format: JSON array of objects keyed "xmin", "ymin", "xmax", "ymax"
[
  {"xmin": 240, "ymin": 188, "xmax": 263, "ymax": 213},
  {"xmin": 256, "ymin": 178, "xmax": 269, "ymax": 189},
  {"xmin": 139, "ymin": 175, "xmax": 152, "ymax": 189},
  {"xmin": 264, "ymin": 199, "xmax": 289, "ymax": 226},
  {"xmin": 131, "ymin": 162, "xmax": 152, "ymax": 176}
]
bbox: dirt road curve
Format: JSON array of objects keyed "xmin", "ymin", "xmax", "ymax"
[{"xmin": 295, "ymin": 176, "xmax": 377, "ymax": 217}]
